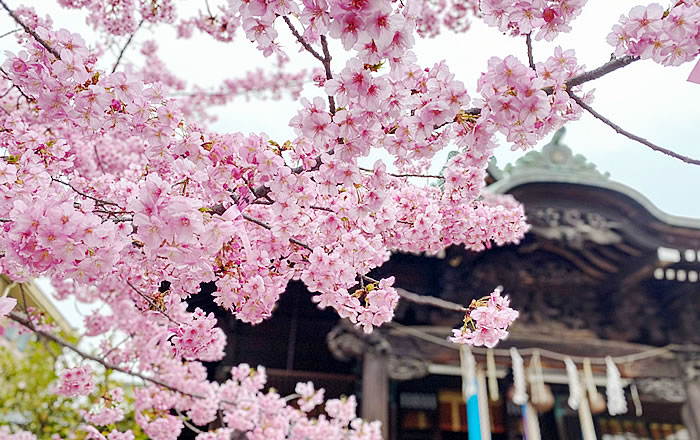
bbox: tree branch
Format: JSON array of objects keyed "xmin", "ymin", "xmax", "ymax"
[
  {"xmin": 566, "ymin": 55, "xmax": 639, "ymax": 89},
  {"xmin": 361, "ymin": 275, "xmax": 468, "ymax": 312},
  {"xmin": 0, "ymin": 0, "xmax": 61, "ymax": 58},
  {"xmin": 111, "ymin": 19, "xmax": 145, "ymax": 74},
  {"xmin": 241, "ymin": 213, "xmax": 313, "ymax": 251},
  {"xmin": 526, "ymin": 33, "xmax": 535, "ymax": 70},
  {"xmin": 126, "ymin": 280, "xmax": 180, "ymax": 325},
  {"xmin": 320, "ymin": 35, "xmax": 336, "ymax": 114},
  {"xmin": 282, "ymin": 16, "xmax": 324, "ymax": 63},
  {"xmin": 7, "ymin": 311, "xmax": 206, "ymax": 398},
  {"xmin": 51, "ymin": 177, "xmax": 122, "ymax": 206},
  {"xmin": 568, "ymin": 91, "xmax": 700, "ymax": 166}
]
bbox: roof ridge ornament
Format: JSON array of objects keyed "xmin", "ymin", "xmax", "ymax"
[{"xmin": 502, "ymin": 127, "xmax": 611, "ymax": 180}]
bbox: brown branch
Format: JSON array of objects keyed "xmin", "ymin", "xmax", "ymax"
[
  {"xmin": 0, "ymin": 0, "xmax": 60, "ymax": 58},
  {"xmin": 568, "ymin": 91, "xmax": 700, "ymax": 166},
  {"xmin": 566, "ymin": 55, "xmax": 639, "ymax": 89},
  {"xmin": 282, "ymin": 16, "xmax": 324, "ymax": 63},
  {"xmin": 361, "ymin": 275, "xmax": 467, "ymax": 312},
  {"xmin": 526, "ymin": 33, "xmax": 535, "ymax": 70},
  {"xmin": 111, "ymin": 19, "xmax": 145, "ymax": 74},
  {"xmin": 51, "ymin": 177, "xmax": 121, "ymax": 206},
  {"xmin": 7, "ymin": 311, "xmax": 207, "ymax": 398},
  {"xmin": 0, "ymin": 28, "xmax": 20, "ymax": 39},
  {"xmin": 126, "ymin": 280, "xmax": 180, "ymax": 325},
  {"xmin": 241, "ymin": 213, "xmax": 313, "ymax": 251},
  {"xmin": 94, "ymin": 145, "xmax": 107, "ymax": 174},
  {"xmin": 359, "ymin": 167, "xmax": 444, "ymax": 179},
  {"xmin": 320, "ymin": 35, "xmax": 335, "ymax": 114}
]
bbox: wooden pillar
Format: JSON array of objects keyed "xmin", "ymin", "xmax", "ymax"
[
  {"xmin": 362, "ymin": 350, "xmax": 389, "ymax": 439},
  {"xmin": 683, "ymin": 381, "xmax": 700, "ymax": 440}
]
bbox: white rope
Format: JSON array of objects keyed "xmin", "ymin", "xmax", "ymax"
[
  {"xmin": 606, "ymin": 356, "xmax": 628, "ymax": 416},
  {"xmin": 510, "ymin": 347, "xmax": 528, "ymax": 405},
  {"xmin": 386, "ymin": 322, "xmax": 677, "ymax": 366},
  {"xmin": 486, "ymin": 349, "xmax": 499, "ymax": 402},
  {"xmin": 565, "ymin": 357, "xmax": 582, "ymax": 410}
]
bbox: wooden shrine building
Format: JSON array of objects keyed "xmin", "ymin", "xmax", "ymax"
[{"xmin": 194, "ymin": 129, "xmax": 700, "ymax": 440}]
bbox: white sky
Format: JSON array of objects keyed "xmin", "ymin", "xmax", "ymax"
[{"xmin": 2, "ymin": 1, "xmax": 700, "ymax": 330}]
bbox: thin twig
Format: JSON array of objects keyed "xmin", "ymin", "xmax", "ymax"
[
  {"xmin": 126, "ymin": 280, "xmax": 180, "ymax": 325},
  {"xmin": 51, "ymin": 177, "xmax": 121, "ymax": 206},
  {"xmin": 111, "ymin": 19, "xmax": 145, "ymax": 73},
  {"xmin": 568, "ymin": 91, "xmax": 700, "ymax": 166},
  {"xmin": 241, "ymin": 213, "xmax": 313, "ymax": 251},
  {"xmin": 0, "ymin": 0, "xmax": 61, "ymax": 58},
  {"xmin": 8, "ymin": 311, "xmax": 205, "ymax": 398},
  {"xmin": 525, "ymin": 33, "xmax": 535, "ymax": 70},
  {"xmin": 0, "ymin": 67, "xmax": 33, "ymax": 103},
  {"xmin": 94, "ymin": 145, "xmax": 107, "ymax": 174},
  {"xmin": 0, "ymin": 28, "xmax": 20, "ymax": 39},
  {"xmin": 282, "ymin": 16, "xmax": 324, "ymax": 63},
  {"xmin": 359, "ymin": 167, "xmax": 444, "ymax": 179}
]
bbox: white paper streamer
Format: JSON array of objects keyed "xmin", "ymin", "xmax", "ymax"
[
  {"xmin": 510, "ymin": 347, "xmax": 527, "ymax": 405},
  {"xmin": 606, "ymin": 356, "xmax": 627, "ymax": 415},
  {"xmin": 565, "ymin": 357, "xmax": 582, "ymax": 410}
]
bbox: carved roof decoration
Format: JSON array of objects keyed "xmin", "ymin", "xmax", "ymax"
[
  {"xmin": 488, "ymin": 127, "xmax": 700, "ymax": 245},
  {"xmin": 499, "ymin": 127, "xmax": 611, "ymax": 181}
]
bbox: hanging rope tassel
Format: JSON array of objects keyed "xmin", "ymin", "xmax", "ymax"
[
  {"xmin": 487, "ymin": 348, "xmax": 499, "ymax": 402},
  {"xmin": 565, "ymin": 357, "xmax": 582, "ymax": 410},
  {"xmin": 605, "ymin": 356, "xmax": 628, "ymax": 416},
  {"xmin": 510, "ymin": 347, "xmax": 527, "ymax": 405}
]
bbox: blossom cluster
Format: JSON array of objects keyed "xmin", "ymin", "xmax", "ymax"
[
  {"xmin": 450, "ymin": 287, "xmax": 519, "ymax": 348},
  {"xmin": 0, "ymin": 0, "xmax": 661, "ymax": 436},
  {"xmin": 477, "ymin": 47, "xmax": 588, "ymax": 150},
  {"xmin": 56, "ymin": 365, "xmax": 95, "ymax": 397},
  {"xmin": 481, "ymin": 0, "xmax": 588, "ymax": 40},
  {"xmin": 608, "ymin": 1, "xmax": 700, "ymax": 66}
]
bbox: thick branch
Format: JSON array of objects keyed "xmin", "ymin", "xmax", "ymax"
[
  {"xmin": 566, "ymin": 55, "xmax": 639, "ymax": 89},
  {"xmin": 568, "ymin": 91, "xmax": 700, "ymax": 166},
  {"xmin": 0, "ymin": 0, "xmax": 61, "ymax": 58},
  {"xmin": 320, "ymin": 35, "xmax": 336, "ymax": 113},
  {"xmin": 362, "ymin": 275, "xmax": 468, "ymax": 312},
  {"xmin": 526, "ymin": 33, "xmax": 535, "ymax": 70},
  {"xmin": 111, "ymin": 19, "xmax": 145, "ymax": 73}
]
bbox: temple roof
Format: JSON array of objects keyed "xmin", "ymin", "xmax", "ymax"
[{"xmin": 487, "ymin": 127, "xmax": 700, "ymax": 241}]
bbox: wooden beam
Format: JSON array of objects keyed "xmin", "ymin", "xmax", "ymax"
[{"xmin": 362, "ymin": 351, "xmax": 389, "ymax": 439}]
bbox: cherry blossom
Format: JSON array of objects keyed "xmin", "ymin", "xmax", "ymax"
[
  {"xmin": 450, "ymin": 287, "xmax": 519, "ymax": 348},
  {"xmin": 0, "ymin": 0, "xmax": 695, "ymax": 438}
]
